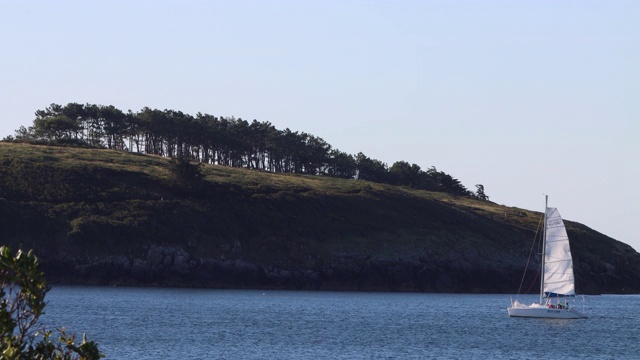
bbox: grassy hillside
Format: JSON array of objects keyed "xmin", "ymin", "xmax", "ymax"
[{"xmin": 1, "ymin": 142, "xmax": 639, "ymax": 293}]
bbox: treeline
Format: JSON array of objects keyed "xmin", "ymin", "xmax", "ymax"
[{"xmin": 5, "ymin": 102, "xmax": 488, "ymax": 198}]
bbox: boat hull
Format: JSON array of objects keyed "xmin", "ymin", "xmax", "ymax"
[{"xmin": 507, "ymin": 306, "xmax": 587, "ymax": 319}]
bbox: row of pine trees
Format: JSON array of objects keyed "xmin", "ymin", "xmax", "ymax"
[{"xmin": 6, "ymin": 103, "xmax": 488, "ymax": 199}]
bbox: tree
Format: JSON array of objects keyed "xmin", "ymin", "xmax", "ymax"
[
  {"xmin": 299, "ymin": 134, "xmax": 332, "ymax": 175},
  {"xmin": 13, "ymin": 126, "xmax": 35, "ymax": 141},
  {"xmin": 355, "ymin": 152, "xmax": 388, "ymax": 182},
  {"xmin": 475, "ymin": 184, "xmax": 489, "ymax": 200},
  {"xmin": 327, "ymin": 150, "xmax": 356, "ymax": 179},
  {"xmin": 0, "ymin": 246, "xmax": 102, "ymax": 359},
  {"xmin": 15, "ymin": 102, "xmax": 483, "ymax": 197},
  {"xmin": 32, "ymin": 115, "xmax": 80, "ymax": 141},
  {"xmin": 99, "ymin": 105, "xmax": 127, "ymax": 150},
  {"xmin": 168, "ymin": 155, "xmax": 204, "ymax": 193},
  {"xmin": 389, "ymin": 161, "xmax": 421, "ymax": 187}
]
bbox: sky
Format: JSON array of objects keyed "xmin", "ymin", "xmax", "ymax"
[{"xmin": 1, "ymin": 1, "xmax": 638, "ymax": 251}]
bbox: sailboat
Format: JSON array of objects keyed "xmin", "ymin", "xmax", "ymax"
[{"xmin": 507, "ymin": 196, "xmax": 587, "ymax": 319}]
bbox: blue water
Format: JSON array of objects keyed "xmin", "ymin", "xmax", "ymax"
[{"xmin": 42, "ymin": 287, "xmax": 639, "ymax": 359}]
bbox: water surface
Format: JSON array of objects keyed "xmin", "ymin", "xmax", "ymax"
[{"xmin": 43, "ymin": 287, "xmax": 639, "ymax": 359}]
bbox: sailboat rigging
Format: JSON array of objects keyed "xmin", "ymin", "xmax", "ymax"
[{"xmin": 507, "ymin": 195, "xmax": 587, "ymax": 319}]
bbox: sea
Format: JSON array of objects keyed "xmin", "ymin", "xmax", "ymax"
[{"xmin": 41, "ymin": 286, "xmax": 639, "ymax": 359}]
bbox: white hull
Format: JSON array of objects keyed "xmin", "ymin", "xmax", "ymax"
[
  {"xmin": 507, "ymin": 198, "xmax": 588, "ymax": 320},
  {"xmin": 508, "ymin": 303, "xmax": 587, "ymax": 319}
]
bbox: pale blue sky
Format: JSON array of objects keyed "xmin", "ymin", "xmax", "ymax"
[{"xmin": 1, "ymin": 1, "xmax": 638, "ymax": 250}]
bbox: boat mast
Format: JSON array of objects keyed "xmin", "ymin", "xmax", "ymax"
[{"xmin": 539, "ymin": 195, "xmax": 548, "ymax": 304}]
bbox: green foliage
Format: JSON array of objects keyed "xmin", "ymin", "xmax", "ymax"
[
  {"xmin": 6, "ymin": 102, "xmax": 477, "ymax": 197},
  {"xmin": 327, "ymin": 150, "xmax": 357, "ymax": 179},
  {"xmin": 389, "ymin": 161, "xmax": 422, "ymax": 187},
  {"xmin": 168, "ymin": 155, "xmax": 204, "ymax": 193},
  {"xmin": 475, "ymin": 184, "xmax": 489, "ymax": 200},
  {"xmin": 33, "ymin": 115, "xmax": 81, "ymax": 142},
  {"xmin": 0, "ymin": 246, "xmax": 102, "ymax": 360},
  {"xmin": 355, "ymin": 152, "xmax": 388, "ymax": 182}
]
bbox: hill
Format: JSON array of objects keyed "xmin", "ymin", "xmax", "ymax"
[{"xmin": 1, "ymin": 142, "xmax": 639, "ymax": 293}]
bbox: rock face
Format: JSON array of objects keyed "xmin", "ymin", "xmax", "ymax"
[
  {"xmin": 37, "ymin": 234, "xmax": 639, "ymax": 294},
  {"xmin": 42, "ymin": 247, "xmax": 510, "ymax": 292}
]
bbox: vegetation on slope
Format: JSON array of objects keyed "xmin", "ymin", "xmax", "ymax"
[
  {"xmin": 5, "ymin": 102, "xmax": 480, "ymax": 197},
  {"xmin": 0, "ymin": 142, "xmax": 639, "ymax": 294}
]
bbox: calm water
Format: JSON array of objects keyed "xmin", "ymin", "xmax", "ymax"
[{"xmin": 42, "ymin": 287, "xmax": 639, "ymax": 359}]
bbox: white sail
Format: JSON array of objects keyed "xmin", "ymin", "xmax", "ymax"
[
  {"xmin": 508, "ymin": 198, "xmax": 586, "ymax": 319},
  {"xmin": 543, "ymin": 207, "xmax": 575, "ymax": 297}
]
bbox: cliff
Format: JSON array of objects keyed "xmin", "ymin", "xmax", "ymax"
[{"xmin": 1, "ymin": 142, "xmax": 639, "ymax": 293}]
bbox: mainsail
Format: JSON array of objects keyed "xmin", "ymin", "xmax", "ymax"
[
  {"xmin": 507, "ymin": 198, "xmax": 587, "ymax": 319},
  {"xmin": 543, "ymin": 207, "xmax": 575, "ymax": 297}
]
